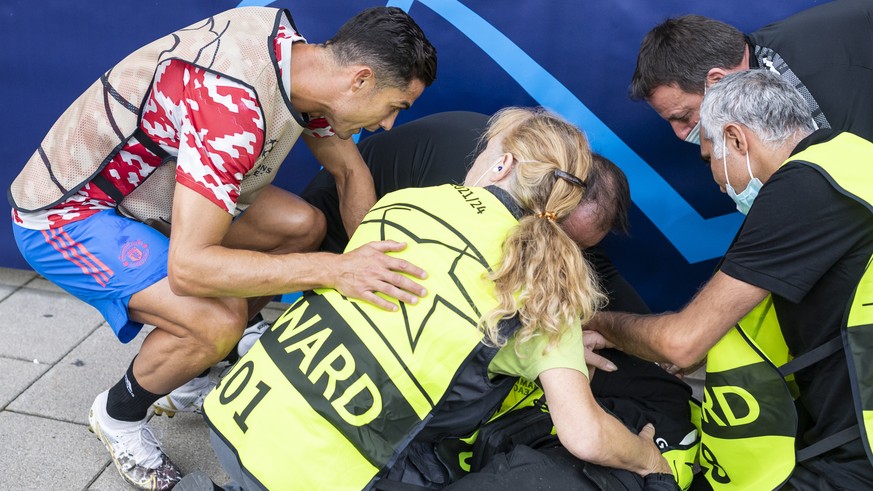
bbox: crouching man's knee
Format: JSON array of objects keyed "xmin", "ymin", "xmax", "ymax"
[{"xmin": 186, "ymin": 302, "xmax": 249, "ymax": 363}]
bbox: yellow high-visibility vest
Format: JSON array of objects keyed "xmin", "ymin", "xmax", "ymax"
[
  {"xmin": 204, "ymin": 184, "xmax": 520, "ymax": 490},
  {"xmin": 698, "ymin": 132, "xmax": 873, "ymax": 490}
]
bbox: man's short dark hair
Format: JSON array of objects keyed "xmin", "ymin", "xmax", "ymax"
[
  {"xmin": 586, "ymin": 154, "xmax": 630, "ymax": 235},
  {"xmin": 629, "ymin": 15, "xmax": 745, "ymax": 100},
  {"xmin": 327, "ymin": 6, "xmax": 437, "ymax": 88}
]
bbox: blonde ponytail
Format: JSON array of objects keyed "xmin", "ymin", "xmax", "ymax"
[{"xmin": 479, "ymin": 108, "xmax": 606, "ymax": 351}]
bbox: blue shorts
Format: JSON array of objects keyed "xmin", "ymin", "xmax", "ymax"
[{"xmin": 13, "ymin": 209, "xmax": 169, "ymax": 343}]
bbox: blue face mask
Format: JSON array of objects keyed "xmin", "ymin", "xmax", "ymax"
[
  {"xmin": 684, "ymin": 84, "xmax": 708, "ymax": 145},
  {"xmin": 685, "ymin": 121, "xmax": 701, "ymax": 145},
  {"xmin": 722, "ymin": 134, "xmax": 763, "ymax": 215}
]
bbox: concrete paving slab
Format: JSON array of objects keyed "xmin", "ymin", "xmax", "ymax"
[
  {"xmin": 0, "ymin": 357, "xmax": 48, "ymax": 409},
  {"xmin": 0, "ymin": 411, "xmax": 109, "ymax": 491},
  {"xmin": 0, "ymin": 285, "xmax": 19, "ymax": 303},
  {"xmin": 0, "ymin": 287, "xmax": 103, "ymax": 364},
  {"xmin": 8, "ymin": 301, "xmax": 290, "ymax": 424},
  {"xmin": 261, "ymin": 303, "xmax": 290, "ymax": 323},
  {"xmin": 685, "ymin": 365, "xmax": 706, "ymax": 402},
  {"xmin": 23, "ymin": 275, "xmax": 69, "ymax": 294},
  {"xmin": 151, "ymin": 412, "xmax": 232, "ymax": 486},
  {"xmin": 0, "ymin": 266, "xmax": 35, "ymax": 301},
  {"xmin": 0, "ymin": 267, "xmax": 38, "ymax": 287},
  {"xmin": 8, "ymin": 325, "xmax": 145, "ymax": 423},
  {"xmin": 89, "ymin": 465, "xmax": 123, "ymax": 491}
]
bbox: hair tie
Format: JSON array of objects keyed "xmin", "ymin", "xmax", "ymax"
[
  {"xmin": 553, "ymin": 169, "xmax": 586, "ymax": 188},
  {"xmin": 536, "ymin": 210, "xmax": 558, "ymax": 222}
]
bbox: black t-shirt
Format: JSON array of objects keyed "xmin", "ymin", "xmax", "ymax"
[
  {"xmin": 748, "ymin": 0, "xmax": 873, "ymax": 142},
  {"xmin": 720, "ymin": 132, "xmax": 873, "ymax": 458},
  {"xmin": 300, "ymin": 111, "xmax": 490, "ymax": 253}
]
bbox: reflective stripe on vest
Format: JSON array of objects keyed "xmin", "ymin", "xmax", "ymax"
[
  {"xmin": 700, "ymin": 313, "xmax": 796, "ymax": 490},
  {"xmin": 204, "ymin": 185, "xmax": 518, "ymax": 490},
  {"xmin": 700, "ymin": 132, "xmax": 873, "ymax": 489}
]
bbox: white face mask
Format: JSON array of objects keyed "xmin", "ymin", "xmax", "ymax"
[
  {"xmin": 722, "ymin": 134, "xmax": 763, "ymax": 215},
  {"xmin": 470, "ymin": 157, "xmax": 504, "ymax": 187}
]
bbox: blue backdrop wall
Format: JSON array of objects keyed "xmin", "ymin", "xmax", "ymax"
[{"xmin": 0, "ymin": 0, "xmax": 823, "ymax": 312}]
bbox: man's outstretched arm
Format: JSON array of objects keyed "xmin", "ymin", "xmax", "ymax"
[{"xmin": 588, "ymin": 272, "xmax": 768, "ymax": 368}]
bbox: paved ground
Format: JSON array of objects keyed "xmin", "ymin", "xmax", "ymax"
[
  {"xmin": 0, "ymin": 265, "xmax": 704, "ymax": 491},
  {"xmin": 0, "ymin": 266, "xmax": 292, "ymax": 491}
]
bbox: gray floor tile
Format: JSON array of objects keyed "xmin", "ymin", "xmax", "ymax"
[
  {"xmin": 685, "ymin": 365, "xmax": 706, "ymax": 402},
  {"xmin": 0, "ymin": 287, "xmax": 103, "ymax": 364},
  {"xmin": 151, "ymin": 412, "xmax": 232, "ymax": 485},
  {"xmin": 0, "ymin": 285, "xmax": 18, "ymax": 303},
  {"xmin": 8, "ymin": 325, "xmax": 144, "ymax": 423},
  {"xmin": 24, "ymin": 276, "xmax": 68, "ymax": 293},
  {"xmin": 0, "ymin": 412, "xmax": 109, "ymax": 491},
  {"xmin": 261, "ymin": 303, "xmax": 290, "ymax": 324},
  {"xmin": 0, "ymin": 267, "xmax": 38, "ymax": 287},
  {"xmin": 0, "ymin": 357, "xmax": 49, "ymax": 409}
]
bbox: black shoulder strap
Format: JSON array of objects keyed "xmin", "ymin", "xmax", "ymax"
[
  {"xmin": 373, "ymin": 479, "xmax": 435, "ymax": 491},
  {"xmin": 90, "ymin": 174, "xmax": 125, "ymax": 204},
  {"xmin": 777, "ymin": 336, "xmax": 861, "ymax": 461},
  {"xmin": 797, "ymin": 425, "xmax": 860, "ymax": 462},
  {"xmin": 132, "ymin": 127, "xmax": 171, "ymax": 161},
  {"xmin": 777, "ymin": 336, "xmax": 843, "ymax": 377},
  {"xmin": 89, "ymin": 127, "xmax": 171, "ymax": 205}
]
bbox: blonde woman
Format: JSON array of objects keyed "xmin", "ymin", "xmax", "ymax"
[{"xmin": 195, "ymin": 107, "xmax": 671, "ymax": 491}]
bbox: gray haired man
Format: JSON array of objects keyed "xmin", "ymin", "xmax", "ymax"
[{"xmin": 589, "ymin": 70, "xmax": 873, "ymax": 489}]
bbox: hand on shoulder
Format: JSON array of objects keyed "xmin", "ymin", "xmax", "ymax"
[{"xmin": 330, "ymin": 240, "xmax": 428, "ymax": 311}]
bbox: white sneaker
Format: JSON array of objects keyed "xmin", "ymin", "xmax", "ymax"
[
  {"xmin": 88, "ymin": 390, "xmax": 182, "ymax": 491},
  {"xmin": 152, "ymin": 374, "xmax": 215, "ymax": 417},
  {"xmin": 237, "ymin": 316, "xmax": 270, "ymax": 358}
]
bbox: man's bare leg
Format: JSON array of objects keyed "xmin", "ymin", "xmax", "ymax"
[
  {"xmin": 108, "ymin": 185, "xmax": 327, "ymax": 423},
  {"xmin": 222, "ymin": 185, "xmax": 327, "ymax": 316}
]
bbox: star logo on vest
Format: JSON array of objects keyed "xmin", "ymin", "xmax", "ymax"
[{"xmin": 119, "ymin": 240, "xmax": 150, "ymax": 268}]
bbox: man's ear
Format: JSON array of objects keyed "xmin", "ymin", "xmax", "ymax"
[
  {"xmin": 705, "ymin": 67, "xmax": 727, "ymax": 88},
  {"xmin": 723, "ymin": 123, "xmax": 748, "ymax": 155},
  {"xmin": 350, "ymin": 67, "xmax": 374, "ymax": 93}
]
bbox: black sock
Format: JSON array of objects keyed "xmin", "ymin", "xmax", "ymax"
[{"xmin": 106, "ymin": 359, "xmax": 167, "ymax": 422}]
